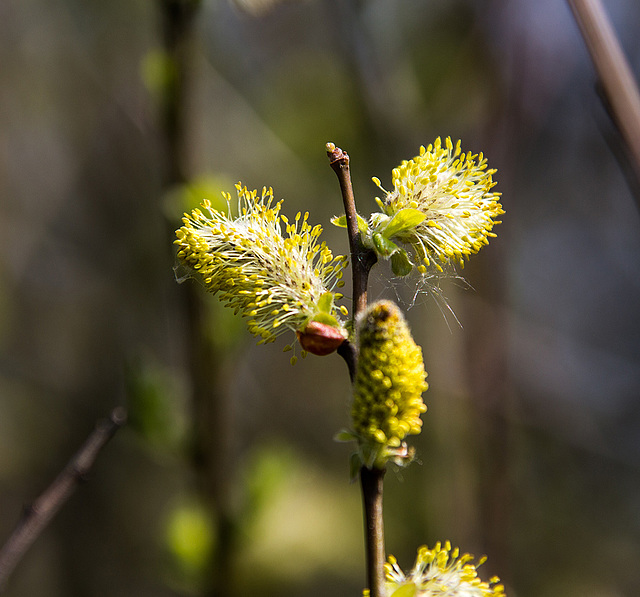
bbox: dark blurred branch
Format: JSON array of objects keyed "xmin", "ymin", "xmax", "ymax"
[
  {"xmin": 157, "ymin": 3, "xmax": 237, "ymax": 596},
  {"xmin": 0, "ymin": 408, "xmax": 126, "ymax": 593},
  {"xmin": 568, "ymin": 0, "xmax": 640, "ymax": 184},
  {"xmin": 159, "ymin": 0, "xmax": 201, "ymax": 185}
]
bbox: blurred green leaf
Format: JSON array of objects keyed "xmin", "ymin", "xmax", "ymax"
[
  {"xmin": 349, "ymin": 452, "xmax": 361, "ymax": 483},
  {"xmin": 243, "ymin": 442, "xmax": 298, "ymax": 529},
  {"xmin": 236, "ymin": 441, "xmax": 362, "ymax": 590},
  {"xmin": 125, "ymin": 357, "xmax": 187, "ymax": 453},
  {"xmin": 140, "ymin": 49, "xmax": 177, "ymax": 98},
  {"xmin": 163, "ymin": 174, "xmax": 234, "ymax": 223},
  {"xmin": 334, "ymin": 429, "xmax": 357, "ymax": 443},
  {"xmin": 205, "ymin": 297, "xmax": 247, "ymax": 352},
  {"xmin": 165, "ymin": 499, "xmax": 215, "ymax": 576}
]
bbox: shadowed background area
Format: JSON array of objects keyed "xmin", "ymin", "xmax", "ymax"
[{"xmin": 1, "ymin": 0, "xmax": 640, "ymax": 596}]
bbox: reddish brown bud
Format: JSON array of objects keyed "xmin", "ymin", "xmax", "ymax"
[{"xmin": 297, "ymin": 321, "xmax": 347, "ymax": 356}]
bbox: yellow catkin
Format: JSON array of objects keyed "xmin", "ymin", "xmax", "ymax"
[
  {"xmin": 352, "ymin": 300, "xmax": 428, "ymax": 467},
  {"xmin": 381, "ymin": 542, "xmax": 506, "ymax": 597},
  {"xmin": 371, "ymin": 137, "xmax": 504, "ymax": 274},
  {"xmin": 175, "ymin": 184, "xmax": 348, "ymax": 348}
]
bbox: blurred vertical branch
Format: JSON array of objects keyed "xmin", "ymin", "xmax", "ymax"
[
  {"xmin": 159, "ymin": 0, "xmax": 200, "ymax": 185},
  {"xmin": 157, "ymin": 2, "xmax": 235, "ymax": 595},
  {"xmin": 568, "ymin": 0, "xmax": 640, "ymax": 189}
]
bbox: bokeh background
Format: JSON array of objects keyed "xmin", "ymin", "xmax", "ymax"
[{"xmin": 1, "ymin": 0, "xmax": 640, "ymax": 595}]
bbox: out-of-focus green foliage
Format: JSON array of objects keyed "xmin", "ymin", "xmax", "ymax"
[
  {"xmin": 126, "ymin": 356, "xmax": 188, "ymax": 453},
  {"xmin": 165, "ymin": 498, "xmax": 216, "ymax": 580},
  {"xmin": 235, "ymin": 441, "xmax": 362, "ymax": 591},
  {"xmin": 163, "ymin": 174, "xmax": 234, "ymax": 223},
  {"xmin": 142, "ymin": 49, "xmax": 179, "ymax": 101}
]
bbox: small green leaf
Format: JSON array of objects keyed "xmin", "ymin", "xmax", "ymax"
[
  {"xmin": 331, "ymin": 213, "xmax": 369, "ymax": 234},
  {"xmin": 390, "ymin": 583, "xmax": 418, "ymax": 597},
  {"xmin": 382, "ymin": 208, "xmax": 426, "ymax": 239},
  {"xmin": 317, "ymin": 291, "xmax": 334, "ymax": 313},
  {"xmin": 391, "ymin": 249, "xmax": 413, "ymax": 277},
  {"xmin": 331, "ymin": 214, "xmax": 348, "ymax": 228},
  {"xmin": 356, "ymin": 214, "xmax": 369, "ymax": 234},
  {"xmin": 372, "ymin": 232, "xmax": 399, "ymax": 257},
  {"xmin": 311, "ymin": 312, "xmax": 340, "ymax": 326},
  {"xmin": 334, "ymin": 429, "xmax": 357, "ymax": 442},
  {"xmin": 349, "ymin": 452, "xmax": 362, "ymax": 482}
]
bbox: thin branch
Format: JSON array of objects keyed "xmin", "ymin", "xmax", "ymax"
[
  {"xmin": 327, "ymin": 143, "xmax": 377, "ymax": 381},
  {"xmin": 327, "ymin": 143, "xmax": 376, "ymax": 318},
  {"xmin": 0, "ymin": 407, "xmax": 127, "ymax": 592},
  {"xmin": 568, "ymin": 0, "xmax": 640, "ymax": 180}
]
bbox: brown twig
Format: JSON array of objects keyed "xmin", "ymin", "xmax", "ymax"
[
  {"xmin": 568, "ymin": 0, "xmax": 640, "ymax": 180},
  {"xmin": 0, "ymin": 407, "xmax": 127, "ymax": 593},
  {"xmin": 327, "ymin": 143, "xmax": 377, "ymax": 381},
  {"xmin": 327, "ymin": 143, "xmax": 384, "ymax": 597},
  {"xmin": 327, "ymin": 143, "xmax": 376, "ymax": 318}
]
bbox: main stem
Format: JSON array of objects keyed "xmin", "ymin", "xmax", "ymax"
[
  {"xmin": 327, "ymin": 144, "xmax": 384, "ymax": 597},
  {"xmin": 360, "ymin": 466, "xmax": 386, "ymax": 597}
]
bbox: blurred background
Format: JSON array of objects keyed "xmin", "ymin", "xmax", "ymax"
[{"xmin": 1, "ymin": 0, "xmax": 640, "ymax": 595}]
